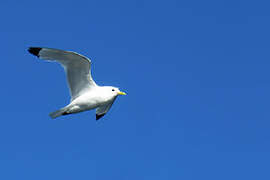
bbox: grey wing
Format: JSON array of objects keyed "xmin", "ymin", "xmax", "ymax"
[
  {"xmin": 96, "ymin": 98, "xmax": 116, "ymax": 120},
  {"xmin": 28, "ymin": 47, "xmax": 97, "ymax": 100}
]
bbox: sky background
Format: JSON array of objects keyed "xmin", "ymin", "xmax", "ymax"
[{"xmin": 0, "ymin": 0, "xmax": 270, "ymax": 179}]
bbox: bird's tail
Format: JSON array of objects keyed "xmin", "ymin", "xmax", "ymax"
[{"xmin": 49, "ymin": 107, "xmax": 68, "ymax": 119}]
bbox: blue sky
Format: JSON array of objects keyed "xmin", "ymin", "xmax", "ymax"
[{"xmin": 0, "ymin": 0, "xmax": 270, "ymax": 179}]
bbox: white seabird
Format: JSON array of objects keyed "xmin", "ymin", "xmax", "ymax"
[{"xmin": 28, "ymin": 47, "xmax": 126, "ymax": 120}]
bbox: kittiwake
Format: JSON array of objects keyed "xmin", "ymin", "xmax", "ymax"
[{"xmin": 28, "ymin": 47, "xmax": 126, "ymax": 120}]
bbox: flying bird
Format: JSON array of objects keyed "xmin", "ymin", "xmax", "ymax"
[{"xmin": 28, "ymin": 47, "xmax": 126, "ymax": 120}]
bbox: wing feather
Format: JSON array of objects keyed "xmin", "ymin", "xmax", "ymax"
[
  {"xmin": 28, "ymin": 47, "xmax": 97, "ymax": 100},
  {"xmin": 96, "ymin": 98, "xmax": 116, "ymax": 120}
]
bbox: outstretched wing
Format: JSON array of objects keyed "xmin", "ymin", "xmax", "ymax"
[
  {"xmin": 28, "ymin": 47, "xmax": 97, "ymax": 100},
  {"xmin": 96, "ymin": 98, "xmax": 116, "ymax": 120}
]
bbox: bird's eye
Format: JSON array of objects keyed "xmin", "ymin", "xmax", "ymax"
[{"xmin": 112, "ymin": 89, "xmax": 115, "ymax": 91}]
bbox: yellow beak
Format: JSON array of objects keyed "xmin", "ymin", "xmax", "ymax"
[{"xmin": 118, "ymin": 91, "xmax": 127, "ymax": 95}]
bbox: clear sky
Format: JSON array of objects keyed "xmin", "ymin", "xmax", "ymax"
[{"xmin": 0, "ymin": 0, "xmax": 270, "ymax": 179}]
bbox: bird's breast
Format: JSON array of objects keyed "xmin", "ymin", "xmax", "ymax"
[{"xmin": 71, "ymin": 91, "xmax": 113, "ymax": 110}]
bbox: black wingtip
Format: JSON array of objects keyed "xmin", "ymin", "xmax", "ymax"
[
  {"xmin": 62, "ymin": 112, "xmax": 71, "ymax": 116},
  {"xmin": 96, "ymin": 113, "xmax": 105, "ymax": 121},
  {"xmin": 28, "ymin": 47, "xmax": 42, "ymax": 57}
]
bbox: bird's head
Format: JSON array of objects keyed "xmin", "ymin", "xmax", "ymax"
[{"xmin": 103, "ymin": 86, "xmax": 127, "ymax": 97}]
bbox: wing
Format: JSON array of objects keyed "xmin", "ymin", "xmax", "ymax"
[
  {"xmin": 96, "ymin": 98, "xmax": 116, "ymax": 120},
  {"xmin": 28, "ymin": 47, "xmax": 97, "ymax": 100}
]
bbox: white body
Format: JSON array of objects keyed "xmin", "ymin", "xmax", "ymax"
[{"xmin": 67, "ymin": 87, "xmax": 116, "ymax": 114}]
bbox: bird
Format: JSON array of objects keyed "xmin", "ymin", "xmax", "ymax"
[{"xmin": 28, "ymin": 47, "xmax": 126, "ymax": 120}]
